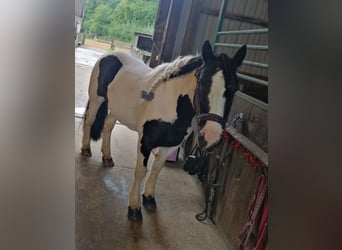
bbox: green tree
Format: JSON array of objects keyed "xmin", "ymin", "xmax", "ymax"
[
  {"xmin": 89, "ymin": 4, "xmax": 113, "ymax": 36},
  {"xmin": 108, "ymin": 22, "xmax": 154, "ymax": 43},
  {"xmin": 113, "ymin": 0, "xmax": 158, "ymax": 26},
  {"xmin": 82, "ymin": 0, "xmax": 158, "ymax": 42},
  {"xmin": 83, "ymin": 0, "xmax": 120, "ymax": 34}
]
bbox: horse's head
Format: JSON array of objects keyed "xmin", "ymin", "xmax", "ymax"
[{"xmin": 195, "ymin": 40, "xmax": 246, "ymax": 149}]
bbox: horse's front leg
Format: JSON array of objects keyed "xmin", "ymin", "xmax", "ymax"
[
  {"xmin": 101, "ymin": 112, "xmax": 116, "ymax": 167},
  {"xmin": 128, "ymin": 151, "xmax": 147, "ymax": 221},
  {"xmin": 142, "ymin": 146, "xmax": 179, "ymax": 211}
]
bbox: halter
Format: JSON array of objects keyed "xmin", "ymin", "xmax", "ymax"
[{"xmin": 194, "ymin": 71, "xmax": 225, "ymax": 129}]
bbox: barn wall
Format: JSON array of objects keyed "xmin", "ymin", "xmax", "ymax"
[
  {"xmin": 210, "ymin": 94, "xmax": 267, "ymax": 249},
  {"xmin": 228, "ymin": 95, "xmax": 268, "ymax": 152},
  {"xmin": 151, "ymin": 0, "xmax": 268, "ymax": 152},
  {"xmin": 187, "ymin": 93, "xmax": 268, "ymax": 249},
  {"xmin": 75, "ymin": 0, "xmax": 87, "ymax": 31},
  {"xmin": 151, "ymin": 1, "xmax": 268, "ymax": 248},
  {"xmin": 151, "ymin": 0, "xmax": 268, "ymax": 78},
  {"xmin": 75, "ymin": 0, "xmax": 87, "ymax": 45},
  {"xmin": 206, "ymin": 140, "xmax": 259, "ymax": 249}
]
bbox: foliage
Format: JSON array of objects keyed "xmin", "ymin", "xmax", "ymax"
[
  {"xmin": 108, "ymin": 22, "xmax": 154, "ymax": 43},
  {"xmin": 113, "ymin": 0, "xmax": 158, "ymax": 26},
  {"xmin": 82, "ymin": 0, "xmax": 158, "ymax": 43}
]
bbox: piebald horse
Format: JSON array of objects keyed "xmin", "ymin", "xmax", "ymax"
[{"xmin": 81, "ymin": 41, "xmax": 246, "ymax": 221}]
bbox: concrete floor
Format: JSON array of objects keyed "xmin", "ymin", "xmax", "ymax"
[{"xmin": 75, "ymin": 46, "xmax": 233, "ymax": 250}]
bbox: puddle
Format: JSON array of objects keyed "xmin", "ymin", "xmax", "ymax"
[
  {"xmin": 75, "ymin": 47, "xmax": 105, "ymax": 67},
  {"xmin": 75, "ymin": 107, "xmax": 86, "ymax": 118}
]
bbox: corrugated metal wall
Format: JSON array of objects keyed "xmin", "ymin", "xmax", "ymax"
[
  {"xmin": 213, "ymin": 0, "xmax": 268, "ymax": 78},
  {"xmin": 151, "ymin": 0, "xmax": 268, "ymax": 104},
  {"xmin": 152, "ymin": 0, "xmax": 268, "ymax": 71}
]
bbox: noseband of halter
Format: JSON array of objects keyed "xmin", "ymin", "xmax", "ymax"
[{"xmin": 194, "ymin": 71, "xmax": 225, "ymax": 129}]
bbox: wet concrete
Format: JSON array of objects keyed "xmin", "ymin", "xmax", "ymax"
[{"xmin": 75, "ymin": 46, "xmax": 233, "ymax": 250}]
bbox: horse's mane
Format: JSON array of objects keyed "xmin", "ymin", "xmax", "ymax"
[{"xmin": 147, "ymin": 55, "xmax": 203, "ymax": 95}]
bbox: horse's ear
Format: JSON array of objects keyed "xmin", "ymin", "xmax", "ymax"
[
  {"xmin": 233, "ymin": 45, "xmax": 247, "ymax": 67},
  {"xmin": 202, "ymin": 40, "xmax": 215, "ymax": 63}
]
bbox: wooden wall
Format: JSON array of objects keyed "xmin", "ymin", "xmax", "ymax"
[
  {"xmin": 228, "ymin": 95, "xmax": 268, "ymax": 153},
  {"xmin": 199, "ymin": 94, "xmax": 268, "ymax": 249}
]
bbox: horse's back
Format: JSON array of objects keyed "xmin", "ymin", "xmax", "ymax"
[
  {"xmin": 88, "ymin": 51, "xmax": 197, "ymax": 133},
  {"xmin": 90, "ymin": 51, "xmax": 151, "ymax": 131},
  {"xmin": 92, "ymin": 51, "xmax": 150, "ymax": 78}
]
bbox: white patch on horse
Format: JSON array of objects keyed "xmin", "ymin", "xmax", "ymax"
[
  {"xmin": 200, "ymin": 121, "xmax": 223, "ymax": 147},
  {"xmin": 200, "ymin": 70, "xmax": 226, "ymax": 147},
  {"xmin": 208, "ymin": 71, "xmax": 226, "ymax": 116},
  {"xmin": 151, "ymin": 147, "xmax": 159, "ymax": 155},
  {"xmin": 146, "ymin": 55, "xmax": 199, "ymax": 96}
]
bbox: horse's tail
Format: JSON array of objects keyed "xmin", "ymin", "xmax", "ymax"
[{"xmin": 84, "ymin": 100, "xmax": 108, "ymax": 141}]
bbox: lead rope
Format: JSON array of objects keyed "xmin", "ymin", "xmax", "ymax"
[
  {"xmin": 194, "ymin": 78, "xmax": 201, "ymax": 117},
  {"xmin": 195, "ymin": 133, "xmax": 231, "ymax": 222}
]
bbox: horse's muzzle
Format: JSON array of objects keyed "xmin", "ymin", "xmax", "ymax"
[{"xmin": 198, "ymin": 133, "xmax": 222, "ymax": 152}]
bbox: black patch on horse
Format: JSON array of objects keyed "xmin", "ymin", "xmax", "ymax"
[
  {"xmin": 91, "ymin": 101, "xmax": 108, "ymax": 141},
  {"xmin": 194, "ymin": 60, "xmax": 219, "ymax": 126},
  {"xmin": 97, "ymin": 55, "xmax": 122, "ymax": 99},
  {"xmin": 140, "ymin": 94, "xmax": 195, "ymax": 166},
  {"xmin": 218, "ymin": 53, "xmax": 240, "ymax": 122},
  {"xmin": 169, "ymin": 57, "xmax": 203, "ymax": 80}
]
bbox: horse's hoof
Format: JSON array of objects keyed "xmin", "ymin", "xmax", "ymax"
[
  {"xmin": 128, "ymin": 207, "xmax": 142, "ymax": 221},
  {"xmin": 142, "ymin": 194, "xmax": 157, "ymax": 211},
  {"xmin": 102, "ymin": 157, "xmax": 114, "ymax": 167},
  {"xmin": 81, "ymin": 148, "xmax": 92, "ymax": 157}
]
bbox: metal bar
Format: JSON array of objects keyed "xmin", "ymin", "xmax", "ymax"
[
  {"xmin": 237, "ymin": 73, "xmax": 268, "ymax": 86},
  {"xmin": 217, "ymin": 28, "xmax": 268, "ymax": 35},
  {"xmin": 215, "ymin": 43, "xmax": 268, "ymax": 50},
  {"xmin": 235, "ymin": 91, "xmax": 268, "ymax": 111},
  {"xmin": 242, "ymin": 60, "xmax": 268, "ymax": 69},
  {"xmin": 225, "ymin": 126, "xmax": 268, "ymax": 166},
  {"xmin": 201, "ymin": 6, "xmax": 268, "ymax": 27},
  {"xmin": 214, "ymin": 0, "xmax": 228, "ymax": 45}
]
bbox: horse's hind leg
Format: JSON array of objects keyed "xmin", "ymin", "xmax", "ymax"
[
  {"xmin": 81, "ymin": 99, "xmax": 103, "ymax": 157},
  {"xmin": 142, "ymin": 146, "xmax": 178, "ymax": 211},
  {"xmin": 101, "ymin": 112, "xmax": 116, "ymax": 167}
]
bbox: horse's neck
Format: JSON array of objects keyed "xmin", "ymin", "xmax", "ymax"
[
  {"xmin": 163, "ymin": 70, "xmax": 197, "ymax": 99},
  {"xmin": 149, "ymin": 56, "xmax": 198, "ymax": 84},
  {"xmin": 145, "ymin": 64, "xmax": 169, "ymax": 84},
  {"xmin": 147, "ymin": 57, "xmax": 199, "ymax": 102}
]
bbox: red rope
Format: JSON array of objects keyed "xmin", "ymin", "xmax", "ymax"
[
  {"xmin": 242, "ymin": 148, "xmax": 261, "ymax": 169},
  {"xmin": 231, "ymin": 140, "xmax": 240, "ymax": 150},
  {"xmin": 224, "ymin": 131, "xmax": 261, "ymax": 170},
  {"xmin": 254, "ymin": 198, "xmax": 268, "ymax": 250},
  {"xmin": 222, "ymin": 130, "xmax": 229, "ymax": 142},
  {"xmin": 238, "ymin": 175, "xmax": 267, "ymax": 249},
  {"xmin": 247, "ymin": 175, "xmax": 265, "ymax": 215},
  {"xmin": 222, "ymin": 130, "xmax": 267, "ymax": 248}
]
